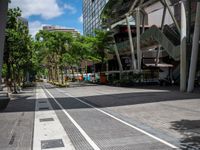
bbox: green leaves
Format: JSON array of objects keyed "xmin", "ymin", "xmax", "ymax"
[{"xmin": 4, "ymin": 8, "xmax": 35, "ymax": 89}]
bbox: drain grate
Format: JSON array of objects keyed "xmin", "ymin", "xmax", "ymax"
[
  {"xmin": 41, "ymin": 139, "xmax": 64, "ymax": 149},
  {"xmin": 39, "ymin": 101, "xmax": 47, "ymax": 103},
  {"xmin": 39, "ymin": 107, "xmax": 49, "ymax": 110},
  {"xmin": 9, "ymin": 133, "xmax": 16, "ymax": 145},
  {"xmin": 40, "ymin": 118, "xmax": 54, "ymax": 122}
]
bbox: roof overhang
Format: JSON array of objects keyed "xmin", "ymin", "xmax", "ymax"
[{"xmin": 101, "ymin": 0, "xmax": 178, "ymax": 28}]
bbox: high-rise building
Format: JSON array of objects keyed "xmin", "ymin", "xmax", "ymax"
[{"xmin": 83, "ymin": 0, "xmax": 109, "ymax": 35}]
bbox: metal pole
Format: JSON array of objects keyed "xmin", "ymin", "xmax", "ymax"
[
  {"xmin": 187, "ymin": 2, "xmax": 200, "ymax": 92},
  {"xmin": 125, "ymin": 15, "xmax": 137, "ymax": 71},
  {"xmin": 180, "ymin": 0, "xmax": 187, "ymax": 92},
  {"xmin": 112, "ymin": 38, "xmax": 123, "ymax": 80},
  {"xmin": 156, "ymin": 6, "xmax": 167, "ymax": 66},
  {"xmin": 163, "ymin": 0, "xmax": 181, "ymax": 33},
  {"xmin": 0, "ymin": 0, "xmax": 9, "ymax": 90},
  {"xmin": 136, "ymin": 7, "xmax": 141, "ymax": 71},
  {"xmin": 142, "ymin": 12, "xmax": 145, "ymax": 33},
  {"xmin": 129, "ymin": 0, "xmax": 139, "ymax": 14}
]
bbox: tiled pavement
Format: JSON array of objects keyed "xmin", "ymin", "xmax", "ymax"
[{"xmin": 0, "ymin": 82, "xmax": 200, "ymax": 149}]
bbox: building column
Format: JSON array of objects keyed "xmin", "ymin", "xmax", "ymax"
[
  {"xmin": 0, "ymin": 0, "xmax": 9, "ymax": 90},
  {"xmin": 155, "ymin": 6, "xmax": 166, "ymax": 66},
  {"xmin": 125, "ymin": 14, "xmax": 136, "ymax": 71},
  {"xmin": 187, "ymin": 2, "xmax": 200, "ymax": 92},
  {"xmin": 180, "ymin": 0, "xmax": 187, "ymax": 92},
  {"xmin": 136, "ymin": 7, "xmax": 141, "ymax": 71},
  {"xmin": 112, "ymin": 38, "xmax": 123, "ymax": 80}
]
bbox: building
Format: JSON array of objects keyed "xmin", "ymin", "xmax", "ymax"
[
  {"xmin": 18, "ymin": 17, "xmax": 28, "ymax": 26},
  {"xmin": 100, "ymin": 0, "xmax": 200, "ymax": 91},
  {"xmin": 83, "ymin": 0, "xmax": 109, "ymax": 35},
  {"xmin": 0, "ymin": 0, "xmax": 9, "ymax": 90},
  {"xmin": 43, "ymin": 25, "xmax": 80, "ymax": 37}
]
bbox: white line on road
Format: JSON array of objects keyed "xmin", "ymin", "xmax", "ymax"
[
  {"xmin": 44, "ymin": 87, "xmax": 101, "ymax": 150},
  {"xmin": 56, "ymin": 88, "xmax": 178, "ymax": 149}
]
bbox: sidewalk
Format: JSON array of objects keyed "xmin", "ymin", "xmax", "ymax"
[
  {"xmin": 62, "ymin": 84, "xmax": 200, "ymax": 149},
  {"xmin": 0, "ymin": 87, "xmax": 35, "ymax": 150}
]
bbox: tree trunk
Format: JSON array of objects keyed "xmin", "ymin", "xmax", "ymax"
[
  {"xmin": 71, "ymin": 66, "xmax": 75, "ymax": 81},
  {"xmin": 61, "ymin": 66, "xmax": 64, "ymax": 84}
]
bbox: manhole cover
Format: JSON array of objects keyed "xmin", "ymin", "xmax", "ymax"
[
  {"xmin": 41, "ymin": 139, "xmax": 64, "ymax": 149},
  {"xmin": 40, "ymin": 118, "xmax": 54, "ymax": 122},
  {"xmin": 39, "ymin": 107, "xmax": 49, "ymax": 110}
]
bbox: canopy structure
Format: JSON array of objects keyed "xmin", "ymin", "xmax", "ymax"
[{"xmin": 101, "ymin": 0, "xmax": 179, "ymax": 27}]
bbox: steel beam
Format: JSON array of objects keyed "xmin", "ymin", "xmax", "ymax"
[
  {"xmin": 162, "ymin": 0, "xmax": 180, "ymax": 33},
  {"xmin": 156, "ymin": 6, "xmax": 167, "ymax": 66},
  {"xmin": 125, "ymin": 15, "xmax": 137, "ymax": 71},
  {"xmin": 136, "ymin": 7, "xmax": 141, "ymax": 71},
  {"xmin": 180, "ymin": 0, "xmax": 187, "ymax": 92}
]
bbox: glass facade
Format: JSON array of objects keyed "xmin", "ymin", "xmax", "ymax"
[{"xmin": 83, "ymin": 0, "xmax": 109, "ymax": 35}]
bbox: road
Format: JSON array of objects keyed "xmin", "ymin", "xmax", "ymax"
[
  {"xmin": 34, "ymin": 82, "xmax": 182, "ymax": 150},
  {"xmin": 1, "ymin": 82, "xmax": 200, "ymax": 149}
]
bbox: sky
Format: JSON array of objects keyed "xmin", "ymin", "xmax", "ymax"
[{"xmin": 9, "ymin": 0, "xmax": 83, "ymax": 37}]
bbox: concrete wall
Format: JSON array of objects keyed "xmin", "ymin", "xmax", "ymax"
[{"xmin": 0, "ymin": 0, "xmax": 9, "ymax": 85}]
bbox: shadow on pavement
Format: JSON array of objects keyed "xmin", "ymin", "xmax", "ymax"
[
  {"xmin": 1, "ymin": 84, "xmax": 200, "ymax": 112},
  {"xmin": 0, "ymin": 87, "xmax": 35, "ymax": 113},
  {"xmin": 170, "ymin": 120, "xmax": 200, "ymax": 150}
]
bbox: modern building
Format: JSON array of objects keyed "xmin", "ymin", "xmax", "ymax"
[
  {"xmin": 83, "ymin": 0, "xmax": 109, "ymax": 35},
  {"xmin": 43, "ymin": 25, "xmax": 80, "ymax": 37},
  {"xmin": 100, "ymin": 0, "xmax": 200, "ymax": 91}
]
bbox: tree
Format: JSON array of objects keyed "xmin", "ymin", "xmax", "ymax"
[
  {"xmin": 4, "ymin": 7, "xmax": 34, "ymax": 93},
  {"xmin": 36, "ymin": 30, "xmax": 74, "ymax": 84},
  {"xmin": 93, "ymin": 30, "xmax": 113, "ymax": 72}
]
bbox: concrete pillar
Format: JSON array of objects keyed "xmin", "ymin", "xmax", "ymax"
[
  {"xmin": 136, "ymin": 7, "xmax": 141, "ymax": 71},
  {"xmin": 187, "ymin": 2, "xmax": 200, "ymax": 92},
  {"xmin": 0, "ymin": 0, "xmax": 9, "ymax": 90},
  {"xmin": 180, "ymin": 0, "xmax": 187, "ymax": 92},
  {"xmin": 113, "ymin": 38, "xmax": 123, "ymax": 80},
  {"xmin": 125, "ymin": 15, "xmax": 136, "ymax": 71},
  {"xmin": 156, "ymin": 6, "xmax": 166, "ymax": 66}
]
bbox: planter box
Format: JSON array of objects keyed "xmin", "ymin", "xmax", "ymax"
[{"xmin": 0, "ymin": 96, "xmax": 10, "ymax": 110}]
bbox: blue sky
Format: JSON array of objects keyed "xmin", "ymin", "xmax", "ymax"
[{"xmin": 10, "ymin": 0, "xmax": 83, "ymax": 36}]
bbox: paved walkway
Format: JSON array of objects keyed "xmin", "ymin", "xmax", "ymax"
[
  {"xmin": 0, "ymin": 82, "xmax": 200, "ymax": 149},
  {"xmin": 0, "ymin": 87, "xmax": 35, "ymax": 150}
]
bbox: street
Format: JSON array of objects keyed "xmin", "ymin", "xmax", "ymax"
[{"xmin": 1, "ymin": 82, "xmax": 200, "ymax": 150}]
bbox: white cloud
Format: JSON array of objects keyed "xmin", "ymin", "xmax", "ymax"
[
  {"xmin": 64, "ymin": 4, "xmax": 77, "ymax": 14},
  {"xmin": 9, "ymin": 0, "xmax": 63, "ymax": 20},
  {"xmin": 29, "ymin": 21, "xmax": 43, "ymax": 37},
  {"xmin": 78, "ymin": 14, "xmax": 83, "ymax": 23}
]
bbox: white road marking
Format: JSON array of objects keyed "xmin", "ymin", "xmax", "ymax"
[
  {"xmin": 33, "ymin": 86, "xmax": 75, "ymax": 150},
  {"xmin": 56, "ymin": 88, "xmax": 178, "ymax": 149},
  {"xmin": 44, "ymin": 87, "xmax": 101, "ymax": 150}
]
